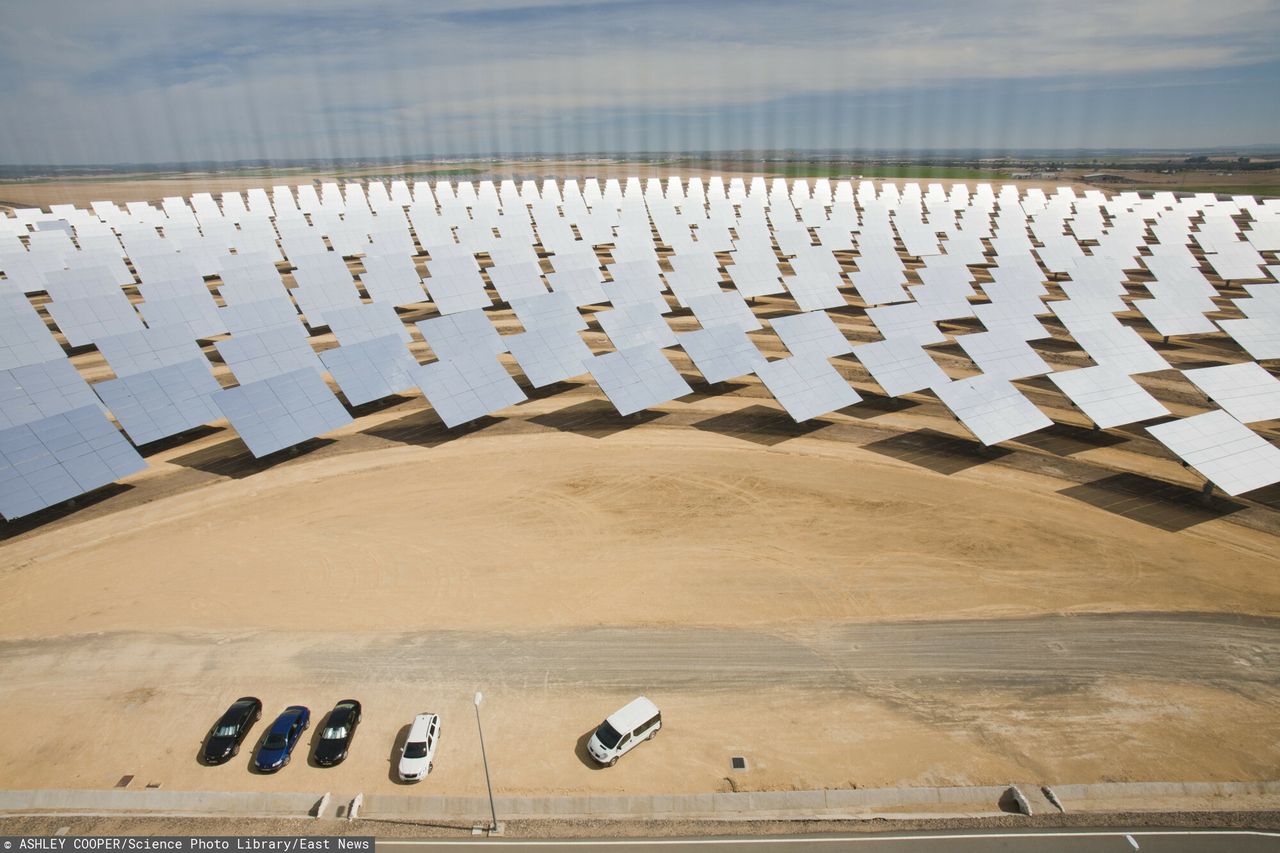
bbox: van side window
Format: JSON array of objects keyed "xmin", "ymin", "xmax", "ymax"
[{"xmin": 636, "ymin": 713, "xmax": 660, "ymax": 736}]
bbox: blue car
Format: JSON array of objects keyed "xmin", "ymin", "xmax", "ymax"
[{"xmin": 253, "ymin": 705, "xmax": 310, "ymax": 772}]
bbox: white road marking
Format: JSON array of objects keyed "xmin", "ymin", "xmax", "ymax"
[
  {"xmin": 1126, "ymin": 835, "xmax": 1139, "ymax": 850},
  {"xmin": 381, "ymin": 829, "xmax": 1280, "ymax": 846}
]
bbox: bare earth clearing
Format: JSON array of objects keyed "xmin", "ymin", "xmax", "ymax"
[{"xmin": 1, "ymin": 428, "xmax": 1277, "ymax": 799}]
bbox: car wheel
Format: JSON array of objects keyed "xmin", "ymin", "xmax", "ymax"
[
  {"xmin": 232, "ymin": 745, "xmax": 240, "ymax": 756},
  {"xmin": 284, "ymin": 754, "xmax": 291, "ymax": 767},
  {"xmin": 428, "ymin": 761, "xmax": 433, "ymax": 774},
  {"xmin": 608, "ymin": 756, "xmax": 618, "ymax": 767},
  {"xmin": 647, "ymin": 729, "xmax": 657, "ymax": 740}
]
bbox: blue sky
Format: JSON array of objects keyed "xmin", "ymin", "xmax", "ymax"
[{"xmin": 1, "ymin": 0, "xmax": 1277, "ymax": 165}]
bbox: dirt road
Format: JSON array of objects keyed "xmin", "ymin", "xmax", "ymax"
[{"xmin": 5, "ymin": 613, "xmax": 1272, "ymax": 694}]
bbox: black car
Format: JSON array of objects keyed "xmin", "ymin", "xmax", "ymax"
[
  {"xmin": 202, "ymin": 696, "xmax": 263, "ymax": 765},
  {"xmin": 314, "ymin": 699, "xmax": 362, "ymax": 767}
]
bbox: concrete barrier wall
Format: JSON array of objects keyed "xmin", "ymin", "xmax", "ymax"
[
  {"xmin": 360, "ymin": 784, "xmax": 1012, "ymax": 821},
  {"xmin": 1052, "ymin": 780, "xmax": 1280, "ymax": 805},
  {"xmin": 332, "ymin": 780, "xmax": 1280, "ymax": 820},
  {"xmin": 0, "ymin": 789, "xmax": 321, "ymax": 817},
  {"xmin": 3, "ymin": 780, "xmax": 1276, "ymax": 821}
]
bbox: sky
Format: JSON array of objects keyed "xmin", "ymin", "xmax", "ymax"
[{"xmin": 1, "ymin": 0, "xmax": 1278, "ymax": 165}]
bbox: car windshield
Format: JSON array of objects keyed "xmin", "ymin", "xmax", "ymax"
[
  {"xmin": 322, "ymin": 726, "xmax": 348, "ymax": 740},
  {"xmin": 594, "ymin": 721, "xmax": 623, "ymax": 750},
  {"xmin": 403, "ymin": 741, "xmax": 428, "ymax": 759},
  {"xmin": 264, "ymin": 734, "xmax": 287, "ymax": 750},
  {"xmin": 213, "ymin": 724, "xmax": 239, "ymax": 738}
]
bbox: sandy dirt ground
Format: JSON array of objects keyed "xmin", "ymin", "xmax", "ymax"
[
  {"xmin": 2, "ymin": 433, "xmax": 1279, "ymax": 635},
  {"xmin": 0, "ymin": 430, "xmax": 1278, "ymax": 799}
]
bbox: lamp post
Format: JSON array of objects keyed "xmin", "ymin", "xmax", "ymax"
[{"xmin": 473, "ymin": 691, "xmax": 498, "ymax": 834}]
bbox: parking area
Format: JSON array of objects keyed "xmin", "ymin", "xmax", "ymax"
[{"xmin": 3, "ymin": 615, "xmax": 1280, "ymax": 799}]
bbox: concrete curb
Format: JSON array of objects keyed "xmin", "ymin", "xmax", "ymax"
[
  {"xmin": 1051, "ymin": 780, "xmax": 1280, "ymax": 810},
  {"xmin": 1, "ymin": 780, "xmax": 1276, "ymax": 821},
  {"xmin": 0, "ymin": 789, "xmax": 321, "ymax": 818},
  {"xmin": 362, "ymin": 784, "xmax": 1029, "ymax": 821}
]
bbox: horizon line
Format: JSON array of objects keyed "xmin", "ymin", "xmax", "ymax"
[{"xmin": 3, "ymin": 146, "xmax": 1280, "ymax": 173}]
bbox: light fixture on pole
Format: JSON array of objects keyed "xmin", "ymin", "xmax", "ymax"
[{"xmin": 474, "ymin": 691, "xmax": 499, "ymax": 834}]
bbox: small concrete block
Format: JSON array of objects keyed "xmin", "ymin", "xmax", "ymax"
[
  {"xmin": 584, "ymin": 795, "xmax": 627, "ymax": 816},
  {"xmin": 648, "ymin": 795, "xmax": 678, "ymax": 815},
  {"xmin": 711, "ymin": 792, "xmax": 746, "ymax": 812},
  {"xmin": 824, "ymin": 788, "xmax": 875, "ymax": 809}
]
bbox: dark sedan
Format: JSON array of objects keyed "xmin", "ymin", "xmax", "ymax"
[
  {"xmin": 314, "ymin": 699, "xmax": 362, "ymax": 767},
  {"xmin": 253, "ymin": 705, "xmax": 310, "ymax": 773},
  {"xmin": 202, "ymin": 696, "xmax": 262, "ymax": 765}
]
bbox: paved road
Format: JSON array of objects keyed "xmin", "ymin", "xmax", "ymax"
[
  {"xmin": 4, "ymin": 612, "xmax": 1277, "ymax": 694},
  {"xmin": 380, "ymin": 828, "xmax": 1280, "ymax": 851}
]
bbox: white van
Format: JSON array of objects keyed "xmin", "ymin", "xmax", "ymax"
[
  {"xmin": 586, "ymin": 696, "xmax": 661, "ymax": 766},
  {"xmin": 397, "ymin": 713, "xmax": 440, "ymax": 782}
]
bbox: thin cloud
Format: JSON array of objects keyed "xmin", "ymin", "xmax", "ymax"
[{"xmin": 0, "ymin": 0, "xmax": 1276, "ymax": 163}]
